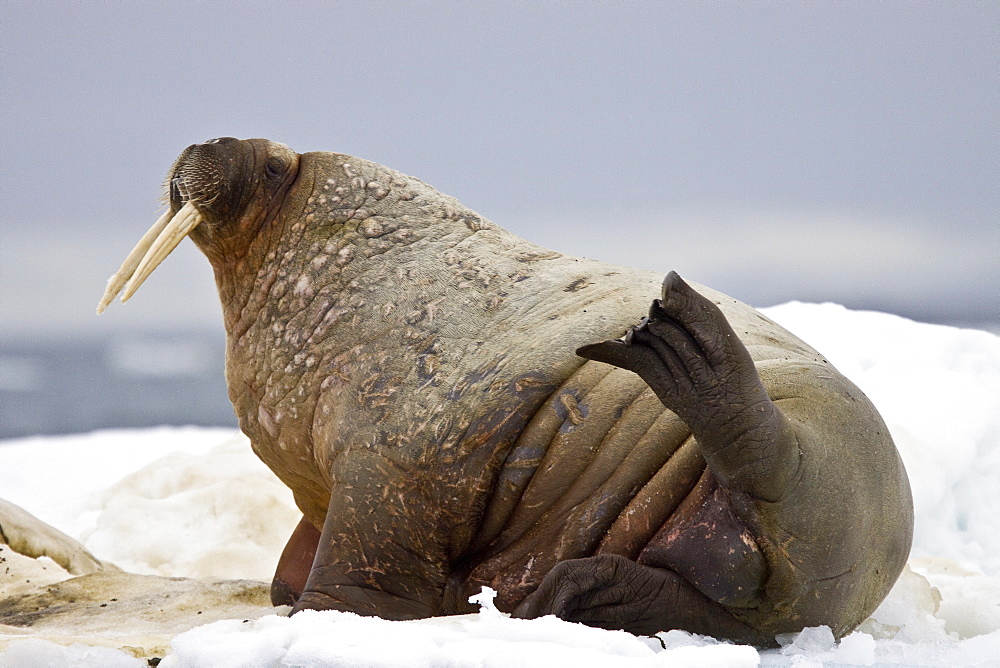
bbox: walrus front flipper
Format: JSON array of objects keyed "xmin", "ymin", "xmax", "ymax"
[
  {"xmin": 291, "ymin": 450, "xmax": 452, "ymax": 621},
  {"xmin": 577, "ymin": 272, "xmax": 801, "ymax": 502},
  {"xmin": 512, "ymin": 554, "xmax": 771, "ymax": 645},
  {"xmin": 271, "ymin": 516, "xmax": 321, "ymax": 606}
]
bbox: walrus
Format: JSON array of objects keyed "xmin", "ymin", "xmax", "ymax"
[{"xmin": 97, "ymin": 137, "xmax": 913, "ymax": 646}]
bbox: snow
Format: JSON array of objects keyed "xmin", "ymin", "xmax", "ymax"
[{"xmin": 2, "ymin": 302, "xmax": 999, "ymax": 666}]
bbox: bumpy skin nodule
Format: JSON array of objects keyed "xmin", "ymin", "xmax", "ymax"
[{"xmin": 165, "ymin": 137, "xmax": 913, "ymax": 646}]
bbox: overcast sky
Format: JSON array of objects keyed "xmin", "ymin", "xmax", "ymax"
[{"xmin": 2, "ymin": 1, "xmax": 997, "ymax": 339}]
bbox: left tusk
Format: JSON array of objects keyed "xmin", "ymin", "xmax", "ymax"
[
  {"xmin": 96, "ymin": 201, "xmax": 204, "ymax": 313},
  {"xmin": 97, "ymin": 208, "xmax": 173, "ymax": 314}
]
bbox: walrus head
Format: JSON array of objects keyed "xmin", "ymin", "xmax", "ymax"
[{"xmin": 97, "ymin": 137, "xmax": 298, "ymax": 313}]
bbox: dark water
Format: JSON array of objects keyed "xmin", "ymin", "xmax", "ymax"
[
  {"xmin": 3, "ymin": 319, "xmax": 998, "ymax": 441},
  {"xmin": 0, "ymin": 333, "xmax": 237, "ymax": 440}
]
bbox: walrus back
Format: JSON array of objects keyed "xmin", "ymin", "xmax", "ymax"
[{"xmin": 444, "ymin": 252, "xmax": 910, "ymax": 632}]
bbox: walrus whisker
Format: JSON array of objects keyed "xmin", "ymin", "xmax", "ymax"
[
  {"xmin": 119, "ymin": 201, "xmax": 204, "ymax": 304},
  {"xmin": 96, "ymin": 207, "xmax": 174, "ymax": 314}
]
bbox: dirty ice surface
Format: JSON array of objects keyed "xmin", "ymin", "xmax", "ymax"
[{"xmin": 1, "ymin": 302, "xmax": 999, "ymax": 666}]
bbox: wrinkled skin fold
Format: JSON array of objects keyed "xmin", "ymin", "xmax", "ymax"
[{"xmin": 99, "ymin": 137, "xmax": 914, "ymax": 646}]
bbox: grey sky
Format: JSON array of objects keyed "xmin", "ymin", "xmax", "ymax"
[{"xmin": 2, "ymin": 0, "xmax": 997, "ymax": 339}]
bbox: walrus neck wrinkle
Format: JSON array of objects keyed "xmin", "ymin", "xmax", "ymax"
[
  {"xmin": 216, "ymin": 171, "xmax": 311, "ymax": 341},
  {"xmin": 214, "ymin": 219, "xmax": 286, "ymax": 341},
  {"xmin": 222, "ymin": 203, "xmax": 549, "ymax": 529}
]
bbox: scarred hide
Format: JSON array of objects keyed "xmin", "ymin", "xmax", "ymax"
[{"xmin": 98, "ymin": 138, "xmax": 914, "ymax": 647}]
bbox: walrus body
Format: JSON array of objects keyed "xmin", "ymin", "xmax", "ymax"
[{"xmin": 99, "ymin": 138, "xmax": 913, "ymax": 646}]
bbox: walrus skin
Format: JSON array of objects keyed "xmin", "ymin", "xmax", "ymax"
[{"xmin": 98, "ymin": 137, "xmax": 913, "ymax": 646}]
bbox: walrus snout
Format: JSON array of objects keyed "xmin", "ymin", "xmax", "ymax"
[
  {"xmin": 98, "ymin": 137, "xmax": 299, "ymax": 314},
  {"xmin": 167, "ymin": 141, "xmax": 235, "ymax": 211},
  {"xmin": 94, "ymin": 140, "xmax": 226, "ymax": 314},
  {"xmin": 96, "ymin": 141, "xmax": 235, "ymax": 313}
]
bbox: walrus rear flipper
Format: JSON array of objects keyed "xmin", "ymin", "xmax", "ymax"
[
  {"xmin": 577, "ymin": 271, "xmax": 801, "ymax": 503},
  {"xmin": 512, "ymin": 554, "xmax": 772, "ymax": 646}
]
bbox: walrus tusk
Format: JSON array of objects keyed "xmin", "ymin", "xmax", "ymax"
[
  {"xmin": 121, "ymin": 201, "xmax": 204, "ymax": 303},
  {"xmin": 96, "ymin": 201, "xmax": 204, "ymax": 313},
  {"xmin": 96, "ymin": 208, "xmax": 172, "ymax": 314}
]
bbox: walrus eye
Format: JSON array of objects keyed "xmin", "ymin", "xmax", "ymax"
[{"xmin": 264, "ymin": 157, "xmax": 285, "ymax": 180}]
